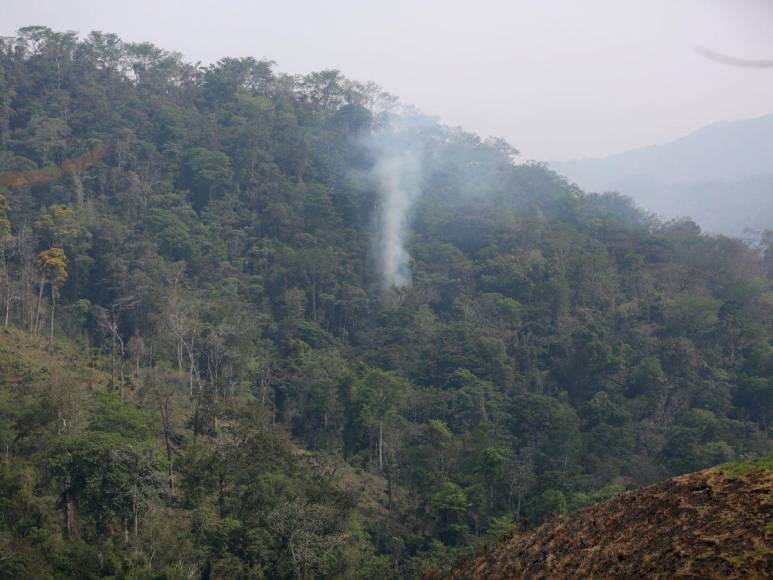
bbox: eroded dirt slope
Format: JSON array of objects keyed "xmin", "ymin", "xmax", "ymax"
[{"xmin": 448, "ymin": 460, "xmax": 773, "ymax": 579}]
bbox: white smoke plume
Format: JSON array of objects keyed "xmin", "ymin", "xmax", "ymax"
[
  {"xmin": 367, "ymin": 117, "xmax": 428, "ymax": 289},
  {"xmin": 373, "ymin": 151, "xmax": 420, "ymax": 287},
  {"xmin": 364, "ymin": 114, "xmax": 512, "ymax": 290}
]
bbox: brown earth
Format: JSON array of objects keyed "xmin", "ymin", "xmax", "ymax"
[{"xmin": 446, "ymin": 463, "xmax": 773, "ymax": 579}]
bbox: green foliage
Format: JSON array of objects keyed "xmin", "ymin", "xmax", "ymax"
[
  {"xmin": 716, "ymin": 455, "xmax": 773, "ymax": 477},
  {"xmin": 88, "ymin": 392, "xmax": 154, "ymax": 440},
  {"xmin": 488, "ymin": 513, "xmax": 518, "ymax": 539},
  {"xmin": 179, "ymin": 148, "xmax": 233, "ymax": 210},
  {"xmin": 34, "ymin": 205, "xmax": 80, "ymax": 247},
  {"xmin": 432, "ymin": 482, "xmax": 470, "ymax": 521},
  {"xmin": 531, "ymin": 489, "xmax": 568, "ymax": 520},
  {"xmin": 0, "ymin": 193, "xmax": 11, "ymax": 237},
  {"xmin": 568, "ymin": 484, "xmax": 625, "ymax": 511}
]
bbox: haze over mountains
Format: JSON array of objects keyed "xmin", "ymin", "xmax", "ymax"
[{"xmin": 551, "ymin": 113, "xmax": 773, "ymax": 238}]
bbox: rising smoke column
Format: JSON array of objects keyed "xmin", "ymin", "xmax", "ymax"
[
  {"xmin": 372, "ymin": 151, "xmax": 420, "ymax": 287},
  {"xmin": 367, "ymin": 117, "xmax": 426, "ymax": 289}
]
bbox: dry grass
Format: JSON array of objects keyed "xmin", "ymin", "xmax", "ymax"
[{"xmin": 447, "ymin": 460, "xmax": 773, "ymax": 579}]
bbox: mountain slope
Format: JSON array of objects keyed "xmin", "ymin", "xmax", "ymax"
[
  {"xmin": 448, "ymin": 459, "xmax": 773, "ymax": 579},
  {"xmin": 553, "ymin": 113, "xmax": 773, "ymax": 185},
  {"xmin": 0, "ymin": 325, "xmax": 407, "ymax": 579},
  {"xmin": 551, "ymin": 113, "xmax": 773, "ymax": 236}
]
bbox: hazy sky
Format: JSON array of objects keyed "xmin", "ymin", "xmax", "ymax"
[{"xmin": 4, "ymin": 0, "xmax": 773, "ymax": 160}]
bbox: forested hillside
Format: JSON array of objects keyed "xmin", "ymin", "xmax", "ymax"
[{"xmin": 0, "ymin": 27, "xmax": 771, "ymax": 578}]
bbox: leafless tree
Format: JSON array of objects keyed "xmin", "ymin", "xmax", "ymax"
[{"xmin": 96, "ymin": 294, "xmax": 140, "ymax": 399}]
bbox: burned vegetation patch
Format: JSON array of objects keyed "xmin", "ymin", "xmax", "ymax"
[{"xmin": 447, "ymin": 462, "xmax": 773, "ymax": 579}]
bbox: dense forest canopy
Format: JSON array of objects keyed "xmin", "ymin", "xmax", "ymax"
[{"xmin": 0, "ymin": 26, "xmax": 770, "ymax": 579}]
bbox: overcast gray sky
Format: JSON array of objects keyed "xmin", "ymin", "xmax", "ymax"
[{"xmin": 4, "ymin": 0, "xmax": 773, "ymax": 160}]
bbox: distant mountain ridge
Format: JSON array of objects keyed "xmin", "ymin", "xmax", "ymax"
[{"xmin": 551, "ymin": 113, "xmax": 773, "ymax": 236}]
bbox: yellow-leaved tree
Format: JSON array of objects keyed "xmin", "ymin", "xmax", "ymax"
[
  {"xmin": 37, "ymin": 247, "xmax": 67, "ymax": 347},
  {"xmin": 34, "ymin": 205, "xmax": 80, "ymax": 247}
]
